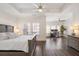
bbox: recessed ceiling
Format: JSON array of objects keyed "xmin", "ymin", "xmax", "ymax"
[
  {"xmin": 9, "ymin": 3, "xmax": 65, "ymax": 14},
  {"xmin": 0, "ymin": 3, "xmax": 66, "ymax": 18}
]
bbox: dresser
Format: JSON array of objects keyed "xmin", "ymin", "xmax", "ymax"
[{"xmin": 67, "ymin": 35, "xmax": 79, "ymax": 51}]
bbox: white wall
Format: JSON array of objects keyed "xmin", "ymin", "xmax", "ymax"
[
  {"xmin": 0, "ymin": 10, "xmax": 16, "ymax": 26},
  {"xmin": 1, "ymin": 3, "xmax": 79, "ymax": 40},
  {"xmin": 46, "ymin": 13, "xmax": 60, "ymax": 27},
  {"xmin": 46, "ymin": 13, "xmax": 60, "ymax": 31},
  {"xmin": 46, "ymin": 4, "xmax": 79, "ymax": 35},
  {"xmin": 60, "ymin": 4, "xmax": 79, "ymax": 35},
  {"xmin": 46, "ymin": 13, "xmax": 60, "ymax": 22},
  {"xmin": 0, "ymin": 8, "xmax": 46, "ymax": 41},
  {"xmin": 16, "ymin": 14, "xmax": 46, "ymax": 41}
]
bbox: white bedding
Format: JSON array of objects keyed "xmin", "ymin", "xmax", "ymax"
[
  {"xmin": 0, "ymin": 37, "xmax": 28, "ymax": 52},
  {"xmin": 18, "ymin": 34, "xmax": 37, "ymax": 40},
  {"xmin": 0, "ymin": 34, "xmax": 37, "ymax": 52},
  {"xmin": 0, "ymin": 34, "xmax": 36, "ymax": 52}
]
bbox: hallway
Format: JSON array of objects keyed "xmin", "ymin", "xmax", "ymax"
[{"xmin": 35, "ymin": 38, "xmax": 79, "ymax": 56}]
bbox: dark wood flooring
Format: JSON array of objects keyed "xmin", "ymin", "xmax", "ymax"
[
  {"xmin": 0, "ymin": 37, "xmax": 79, "ymax": 56},
  {"xmin": 35, "ymin": 37, "xmax": 79, "ymax": 56}
]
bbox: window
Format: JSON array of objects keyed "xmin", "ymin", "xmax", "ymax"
[
  {"xmin": 32, "ymin": 23, "xmax": 40, "ymax": 34},
  {"xmin": 23, "ymin": 23, "xmax": 40, "ymax": 35},
  {"xmin": 27, "ymin": 23, "xmax": 31, "ymax": 34},
  {"xmin": 46, "ymin": 25, "xmax": 60, "ymax": 33},
  {"xmin": 51, "ymin": 26, "xmax": 56, "ymax": 29},
  {"xmin": 46, "ymin": 25, "xmax": 50, "ymax": 33}
]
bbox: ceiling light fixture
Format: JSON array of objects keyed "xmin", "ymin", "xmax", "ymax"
[
  {"xmin": 38, "ymin": 8, "xmax": 42, "ymax": 12},
  {"xmin": 38, "ymin": 4, "xmax": 43, "ymax": 12}
]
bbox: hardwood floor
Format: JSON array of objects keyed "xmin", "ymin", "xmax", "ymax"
[{"xmin": 35, "ymin": 37, "xmax": 79, "ymax": 56}]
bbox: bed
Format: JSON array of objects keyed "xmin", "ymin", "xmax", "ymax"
[{"xmin": 0, "ymin": 24, "xmax": 36, "ymax": 56}]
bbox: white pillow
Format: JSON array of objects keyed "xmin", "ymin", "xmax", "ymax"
[
  {"xmin": 7, "ymin": 32, "xmax": 18, "ymax": 39},
  {"xmin": 0, "ymin": 33, "xmax": 8, "ymax": 40}
]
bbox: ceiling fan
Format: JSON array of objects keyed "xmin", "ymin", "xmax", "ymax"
[{"xmin": 33, "ymin": 3, "xmax": 44, "ymax": 12}]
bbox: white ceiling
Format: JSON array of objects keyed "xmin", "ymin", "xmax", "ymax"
[
  {"xmin": 0, "ymin": 3, "xmax": 68, "ymax": 22},
  {"xmin": 0, "ymin": 3, "xmax": 66, "ymax": 17},
  {"xmin": 9, "ymin": 3, "xmax": 65, "ymax": 14}
]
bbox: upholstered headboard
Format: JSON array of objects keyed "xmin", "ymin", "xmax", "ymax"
[{"xmin": 0, "ymin": 24, "xmax": 14, "ymax": 32}]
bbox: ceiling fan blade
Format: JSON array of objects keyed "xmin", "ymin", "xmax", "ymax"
[
  {"xmin": 33, "ymin": 3, "xmax": 39, "ymax": 8},
  {"xmin": 32, "ymin": 3, "xmax": 46, "ymax": 13}
]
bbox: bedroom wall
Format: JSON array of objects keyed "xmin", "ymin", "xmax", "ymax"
[
  {"xmin": 0, "ymin": 10, "xmax": 16, "ymax": 26},
  {"xmin": 1, "ymin": 3, "xmax": 79, "ymax": 40},
  {"xmin": 15, "ymin": 14, "xmax": 46, "ymax": 41},
  {"xmin": 46, "ymin": 13, "xmax": 60, "ymax": 26},
  {"xmin": 60, "ymin": 4, "xmax": 79, "ymax": 35},
  {"xmin": 46, "ymin": 13, "xmax": 65, "ymax": 37},
  {"xmin": 46, "ymin": 4, "xmax": 79, "ymax": 35}
]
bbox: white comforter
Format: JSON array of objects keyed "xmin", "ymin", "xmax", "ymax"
[
  {"xmin": 0, "ymin": 37, "xmax": 28, "ymax": 52},
  {"xmin": 18, "ymin": 34, "xmax": 36, "ymax": 40},
  {"xmin": 0, "ymin": 34, "xmax": 37, "ymax": 52}
]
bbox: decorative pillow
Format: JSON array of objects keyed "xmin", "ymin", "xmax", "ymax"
[{"xmin": 0, "ymin": 33, "xmax": 8, "ymax": 40}]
